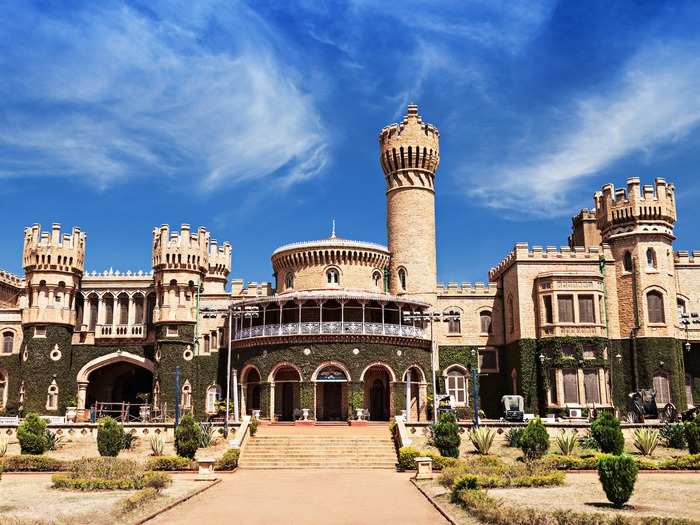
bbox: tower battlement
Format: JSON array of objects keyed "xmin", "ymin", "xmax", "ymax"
[
  {"xmin": 594, "ymin": 177, "xmax": 676, "ymax": 241},
  {"xmin": 379, "ymin": 104, "xmax": 440, "ymax": 178},
  {"xmin": 152, "ymin": 224, "xmax": 210, "ymax": 273},
  {"xmin": 207, "ymin": 239, "xmax": 232, "ymax": 281},
  {"xmin": 23, "ymin": 223, "xmax": 85, "ymax": 276}
]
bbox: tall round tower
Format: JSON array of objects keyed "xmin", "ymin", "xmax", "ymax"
[{"xmin": 380, "ymin": 104, "xmax": 439, "ymax": 302}]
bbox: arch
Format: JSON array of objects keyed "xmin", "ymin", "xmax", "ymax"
[
  {"xmin": 0, "ymin": 367, "xmax": 8, "ymax": 409},
  {"xmin": 205, "ymin": 383, "xmax": 222, "ymax": 414},
  {"xmin": 325, "ymin": 265, "xmax": 341, "ymax": 285},
  {"xmin": 442, "ymin": 363, "xmax": 468, "ymax": 376},
  {"xmin": 653, "ymin": 370, "xmax": 672, "ymax": 404},
  {"xmin": 268, "ymin": 361, "xmax": 304, "ymax": 382},
  {"xmin": 646, "ymin": 247, "xmax": 657, "ymax": 270},
  {"xmin": 360, "ymin": 361, "xmax": 397, "ymax": 382},
  {"xmin": 402, "ymin": 365, "xmax": 427, "ymax": 383},
  {"xmin": 241, "ymin": 363, "xmax": 262, "ymax": 384},
  {"xmin": 77, "ymin": 351, "xmax": 155, "ymax": 383},
  {"xmin": 397, "ymin": 267, "xmax": 407, "ymax": 291},
  {"xmin": 311, "ymin": 361, "xmax": 352, "ymax": 382},
  {"xmin": 2, "ymin": 329, "xmax": 15, "ymax": 354},
  {"xmin": 479, "ymin": 310, "xmax": 493, "ymax": 334},
  {"xmin": 646, "ymin": 289, "xmax": 666, "ymax": 324},
  {"xmin": 444, "ymin": 365, "xmax": 468, "ymax": 407}
]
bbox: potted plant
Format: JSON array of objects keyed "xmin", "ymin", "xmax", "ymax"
[
  {"xmin": 65, "ymin": 396, "xmax": 78, "ymax": 422},
  {"xmin": 136, "ymin": 392, "xmax": 151, "ymax": 421},
  {"xmin": 348, "ymin": 391, "xmax": 367, "ymax": 426}
]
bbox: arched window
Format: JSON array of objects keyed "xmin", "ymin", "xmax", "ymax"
[
  {"xmin": 0, "ymin": 369, "xmax": 7, "ymax": 410},
  {"xmin": 507, "ymin": 295, "xmax": 514, "ymax": 334},
  {"xmin": 46, "ymin": 380, "xmax": 59, "ymax": 411},
  {"xmin": 646, "ymin": 248, "xmax": 657, "ymax": 270},
  {"xmin": 206, "ymin": 384, "xmax": 221, "ymax": 414},
  {"xmin": 445, "ymin": 309, "xmax": 460, "ymax": 334},
  {"xmin": 623, "ymin": 251, "xmax": 633, "ymax": 272},
  {"xmin": 398, "ymin": 268, "xmax": 407, "ymax": 291},
  {"xmin": 445, "ymin": 367, "xmax": 468, "ymax": 406},
  {"xmin": 285, "ymin": 273, "xmax": 294, "ymax": 290},
  {"xmin": 653, "ymin": 372, "xmax": 671, "ymax": 404},
  {"xmin": 678, "ymin": 298, "xmax": 687, "ymax": 318},
  {"xmin": 647, "ymin": 291, "xmax": 665, "ymax": 324},
  {"xmin": 118, "ymin": 293, "xmax": 129, "ymax": 325},
  {"xmin": 203, "ymin": 335, "xmax": 210, "ymax": 353},
  {"xmin": 133, "ymin": 294, "xmax": 144, "ymax": 324},
  {"xmin": 326, "ymin": 268, "xmax": 339, "ymax": 285},
  {"xmin": 181, "ymin": 380, "xmax": 192, "ymax": 410},
  {"xmin": 479, "ymin": 311, "xmax": 492, "ymax": 335},
  {"xmin": 372, "ymin": 271, "xmax": 382, "ymax": 289},
  {"xmin": 104, "ymin": 294, "xmax": 114, "ymax": 325},
  {"xmin": 686, "ymin": 373, "xmax": 694, "ymax": 408},
  {"xmin": 88, "ymin": 294, "xmax": 99, "ymax": 331},
  {"xmin": 211, "ymin": 330, "xmax": 218, "ymax": 349},
  {"xmin": 2, "ymin": 332, "xmax": 13, "ymax": 354}
]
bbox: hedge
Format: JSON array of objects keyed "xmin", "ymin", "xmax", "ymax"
[
  {"xmin": 537, "ymin": 453, "xmax": 700, "ymax": 471},
  {"xmin": 1, "ymin": 455, "xmax": 68, "ymax": 472},
  {"xmin": 144, "ymin": 455, "xmax": 193, "ymax": 471},
  {"xmin": 396, "ymin": 446, "xmax": 459, "ymax": 471},
  {"xmin": 215, "ymin": 449, "xmax": 239, "ymax": 471}
]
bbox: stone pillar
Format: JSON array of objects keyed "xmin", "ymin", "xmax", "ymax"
[
  {"xmin": 405, "ymin": 378, "xmax": 411, "ymax": 422},
  {"xmin": 77, "ymin": 382, "xmax": 88, "ymax": 410},
  {"xmin": 419, "ymin": 383, "xmax": 428, "ymax": 421},
  {"xmin": 269, "ymin": 382, "xmax": 275, "ymax": 420}
]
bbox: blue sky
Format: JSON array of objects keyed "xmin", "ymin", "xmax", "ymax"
[{"xmin": 2, "ymin": 1, "xmax": 700, "ymax": 286}]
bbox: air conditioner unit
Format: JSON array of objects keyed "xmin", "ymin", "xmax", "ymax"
[{"xmin": 568, "ymin": 408, "xmax": 583, "ymax": 418}]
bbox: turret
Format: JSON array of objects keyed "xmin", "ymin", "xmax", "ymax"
[
  {"xmin": 380, "ymin": 105, "xmax": 439, "ymax": 302},
  {"xmin": 203, "ymin": 239, "xmax": 232, "ymax": 294},
  {"xmin": 22, "ymin": 223, "xmax": 86, "ymax": 326}
]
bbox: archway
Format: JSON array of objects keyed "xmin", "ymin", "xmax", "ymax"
[
  {"xmin": 362, "ymin": 363, "xmax": 395, "ymax": 421},
  {"xmin": 314, "ymin": 363, "xmax": 350, "ymax": 421},
  {"xmin": 271, "ymin": 364, "xmax": 301, "ymax": 421},
  {"xmin": 241, "ymin": 366, "xmax": 262, "ymax": 416},
  {"xmin": 403, "ymin": 365, "xmax": 427, "ymax": 422}
]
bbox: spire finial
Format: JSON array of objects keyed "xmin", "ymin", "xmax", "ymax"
[{"xmin": 331, "ymin": 218, "xmax": 336, "ymax": 239}]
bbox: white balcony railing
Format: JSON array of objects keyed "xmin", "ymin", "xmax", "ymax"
[
  {"xmin": 97, "ymin": 324, "xmax": 145, "ymax": 339},
  {"xmin": 235, "ymin": 321, "xmax": 426, "ymax": 341}
]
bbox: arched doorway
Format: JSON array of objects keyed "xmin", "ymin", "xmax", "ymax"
[
  {"xmin": 241, "ymin": 366, "xmax": 262, "ymax": 416},
  {"xmin": 362, "ymin": 364, "xmax": 395, "ymax": 421},
  {"xmin": 271, "ymin": 364, "xmax": 301, "ymax": 421},
  {"xmin": 314, "ymin": 363, "xmax": 350, "ymax": 421},
  {"xmin": 403, "ymin": 366, "xmax": 426, "ymax": 422}
]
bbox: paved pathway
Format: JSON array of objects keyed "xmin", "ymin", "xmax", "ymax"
[{"xmin": 149, "ymin": 469, "xmax": 448, "ymax": 525}]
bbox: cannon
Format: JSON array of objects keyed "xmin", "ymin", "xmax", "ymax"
[
  {"xmin": 624, "ymin": 389, "xmax": 678, "ymax": 423},
  {"xmin": 501, "ymin": 395, "xmax": 524, "ymax": 422}
]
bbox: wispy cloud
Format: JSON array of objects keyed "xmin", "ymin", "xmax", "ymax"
[
  {"xmin": 0, "ymin": 1, "xmax": 327, "ymax": 191},
  {"xmin": 470, "ymin": 42, "xmax": 700, "ymax": 215}
]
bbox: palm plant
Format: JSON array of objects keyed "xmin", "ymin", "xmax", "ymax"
[
  {"xmin": 0, "ymin": 434, "xmax": 9, "ymax": 457},
  {"xmin": 149, "ymin": 433, "xmax": 165, "ymax": 456},
  {"xmin": 633, "ymin": 428, "xmax": 659, "ymax": 456},
  {"xmin": 45, "ymin": 429, "xmax": 65, "ymax": 451},
  {"xmin": 469, "ymin": 427, "xmax": 495, "ymax": 455},
  {"xmin": 555, "ymin": 430, "xmax": 577, "ymax": 456},
  {"xmin": 198, "ymin": 422, "xmax": 216, "ymax": 448}
]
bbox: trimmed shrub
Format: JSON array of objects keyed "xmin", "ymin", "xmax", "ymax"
[
  {"xmin": 17, "ymin": 413, "xmax": 48, "ymax": 455},
  {"xmin": 504, "ymin": 427, "xmax": 524, "ymax": 448},
  {"xmin": 536, "ymin": 454, "xmax": 599, "ymax": 471},
  {"xmin": 519, "ymin": 418, "xmax": 549, "ymax": 460},
  {"xmin": 450, "ymin": 475, "xmax": 479, "ymax": 502},
  {"xmin": 439, "ymin": 455, "xmax": 564, "ymax": 489},
  {"xmin": 216, "ymin": 448, "xmax": 240, "ymax": 471},
  {"xmin": 659, "ymin": 454, "xmax": 700, "ymax": 470},
  {"xmin": 115, "ymin": 487, "xmax": 159, "ymax": 515},
  {"xmin": 143, "ymin": 471, "xmax": 172, "ymax": 490},
  {"xmin": 468, "ymin": 427, "xmax": 495, "ymax": 455},
  {"xmin": 97, "ymin": 417, "xmax": 125, "ymax": 457},
  {"xmin": 1, "ymin": 454, "xmax": 67, "ymax": 472},
  {"xmin": 144, "ymin": 455, "xmax": 192, "ymax": 471},
  {"xmin": 249, "ymin": 416, "xmax": 259, "ymax": 437},
  {"xmin": 591, "ymin": 412, "xmax": 624, "ymax": 455},
  {"xmin": 685, "ymin": 417, "xmax": 700, "ymax": 454},
  {"xmin": 660, "ymin": 422, "xmax": 687, "ymax": 449},
  {"xmin": 555, "ymin": 430, "xmax": 577, "ymax": 456},
  {"xmin": 174, "ymin": 414, "xmax": 201, "ymax": 459},
  {"xmin": 431, "ymin": 411, "xmax": 460, "ymax": 458},
  {"xmin": 632, "ymin": 428, "xmax": 659, "ymax": 456},
  {"xmin": 51, "ymin": 457, "xmax": 154, "ymax": 491},
  {"xmin": 597, "ymin": 453, "xmax": 638, "ymax": 508},
  {"xmin": 397, "ymin": 446, "xmax": 421, "ymax": 470}
]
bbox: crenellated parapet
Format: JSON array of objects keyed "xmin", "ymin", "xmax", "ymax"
[
  {"xmin": 152, "ymin": 224, "xmax": 210, "ymax": 274},
  {"xmin": 437, "ymin": 282, "xmax": 498, "ymax": 296},
  {"xmin": 674, "ymin": 250, "xmax": 700, "ymax": 266},
  {"xmin": 0, "ymin": 268, "xmax": 23, "ymax": 289},
  {"xmin": 207, "ymin": 240, "xmax": 232, "ymax": 281},
  {"xmin": 489, "ymin": 243, "xmax": 611, "ymax": 281},
  {"xmin": 23, "ymin": 223, "xmax": 85, "ymax": 277},
  {"xmin": 594, "ymin": 177, "xmax": 676, "ymax": 241}
]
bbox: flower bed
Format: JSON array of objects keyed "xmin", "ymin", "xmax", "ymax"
[{"xmin": 51, "ymin": 457, "xmax": 171, "ymax": 491}]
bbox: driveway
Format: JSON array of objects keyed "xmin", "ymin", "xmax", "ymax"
[{"xmin": 148, "ymin": 469, "xmax": 448, "ymax": 525}]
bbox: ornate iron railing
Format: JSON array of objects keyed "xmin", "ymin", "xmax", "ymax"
[{"xmin": 235, "ymin": 321, "xmax": 426, "ymax": 340}]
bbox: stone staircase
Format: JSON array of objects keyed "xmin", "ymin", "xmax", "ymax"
[{"xmin": 238, "ymin": 425, "xmax": 397, "ymax": 469}]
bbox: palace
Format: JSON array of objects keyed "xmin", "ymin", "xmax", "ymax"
[{"xmin": 0, "ymin": 105, "xmax": 698, "ymax": 422}]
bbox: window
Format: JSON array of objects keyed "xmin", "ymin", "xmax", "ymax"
[
  {"xmin": 46, "ymin": 380, "xmax": 59, "ymax": 411},
  {"xmin": 653, "ymin": 372, "xmax": 671, "ymax": 404},
  {"xmin": 181, "ymin": 380, "xmax": 192, "ymax": 410},
  {"xmin": 647, "ymin": 291, "xmax": 665, "ymax": 324},
  {"xmin": 2, "ymin": 332, "xmax": 13, "ymax": 354},
  {"xmin": 166, "ymin": 325, "xmax": 178, "ymax": 337},
  {"xmin": 134, "ymin": 295, "xmax": 144, "ymax": 324},
  {"xmin": 34, "ymin": 326, "xmax": 46, "ymax": 338},
  {"xmin": 118, "ymin": 294, "xmax": 129, "ymax": 325},
  {"xmin": 623, "ymin": 251, "xmax": 633, "ymax": 272},
  {"xmin": 562, "ymin": 369, "xmax": 579, "ymax": 404},
  {"xmin": 646, "ymin": 248, "xmax": 657, "ymax": 270},
  {"xmin": 578, "ymin": 295, "xmax": 595, "ymax": 323},
  {"xmin": 582, "ymin": 345, "xmax": 596, "ymax": 360},
  {"xmin": 686, "ymin": 374, "xmax": 694, "ymax": 408},
  {"xmin": 89, "ymin": 295, "xmax": 99, "ymax": 331},
  {"xmin": 372, "ymin": 271, "xmax": 382, "ymax": 289},
  {"xmin": 478, "ymin": 348, "xmax": 499, "ymax": 372},
  {"xmin": 398, "ymin": 268, "xmax": 407, "ymax": 291},
  {"xmin": 0, "ymin": 369, "xmax": 7, "ymax": 409},
  {"xmin": 203, "ymin": 335, "xmax": 210, "ymax": 353},
  {"xmin": 543, "ymin": 295, "xmax": 553, "ymax": 324},
  {"xmin": 479, "ymin": 311, "xmax": 492, "ymax": 335},
  {"xmin": 561, "ymin": 344, "xmax": 576, "ymax": 359},
  {"xmin": 549, "ymin": 368, "xmax": 558, "ymax": 405},
  {"xmin": 206, "ymin": 384, "xmax": 221, "ymax": 414},
  {"xmin": 285, "ymin": 273, "xmax": 294, "ymax": 290},
  {"xmin": 584, "ymin": 370, "xmax": 601, "ymax": 404},
  {"xmin": 104, "ymin": 294, "xmax": 114, "ymax": 325},
  {"xmin": 678, "ymin": 298, "xmax": 687, "ymax": 318},
  {"xmin": 507, "ymin": 295, "xmax": 514, "ymax": 334},
  {"xmin": 445, "ymin": 368, "xmax": 468, "ymax": 406},
  {"xmin": 211, "ymin": 331, "xmax": 218, "ymax": 349},
  {"xmin": 445, "ymin": 309, "xmax": 461, "ymax": 334},
  {"xmin": 557, "ymin": 295, "xmax": 574, "ymax": 323},
  {"xmin": 326, "ymin": 268, "xmax": 339, "ymax": 285}
]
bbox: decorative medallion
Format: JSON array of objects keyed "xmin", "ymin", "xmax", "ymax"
[
  {"xmin": 22, "ymin": 349, "xmax": 28, "ymax": 361},
  {"xmin": 183, "ymin": 346, "xmax": 194, "ymax": 361},
  {"xmin": 50, "ymin": 344, "xmax": 61, "ymax": 361},
  {"xmin": 303, "ymin": 348, "xmax": 311, "ymax": 356},
  {"xmin": 352, "ymin": 348, "xmax": 360, "ymax": 355},
  {"xmin": 396, "ymin": 350, "xmax": 402, "ymax": 356}
]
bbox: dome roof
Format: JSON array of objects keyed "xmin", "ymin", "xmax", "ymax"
[{"xmin": 272, "ymin": 236, "xmax": 388, "ymax": 257}]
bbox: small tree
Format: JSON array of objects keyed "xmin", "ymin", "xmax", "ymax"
[
  {"xmin": 591, "ymin": 412, "xmax": 625, "ymax": 454},
  {"xmin": 431, "ymin": 411, "xmax": 461, "ymax": 457},
  {"xmin": 520, "ymin": 417, "xmax": 549, "ymax": 460},
  {"xmin": 597, "ymin": 453, "xmax": 638, "ymax": 508},
  {"xmin": 97, "ymin": 417, "xmax": 125, "ymax": 457},
  {"xmin": 17, "ymin": 412, "xmax": 48, "ymax": 454},
  {"xmin": 685, "ymin": 416, "xmax": 700, "ymax": 454},
  {"xmin": 175, "ymin": 414, "xmax": 201, "ymax": 459}
]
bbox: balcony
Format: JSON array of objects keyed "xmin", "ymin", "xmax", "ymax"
[
  {"xmin": 234, "ymin": 321, "xmax": 427, "ymax": 341},
  {"xmin": 96, "ymin": 324, "xmax": 146, "ymax": 339},
  {"xmin": 540, "ymin": 324, "xmax": 606, "ymax": 338}
]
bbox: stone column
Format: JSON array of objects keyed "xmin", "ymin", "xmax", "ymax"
[
  {"xmin": 405, "ymin": 377, "xmax": 411, "ymax": 422},
  {"xmin": 577, "ymin": 369, "xmax": 586, "ymax": 404},
  {"xmin": 269, "ymin": 382, "xmax": 275, "ymax": 420},
  {"xmin": 77, "ymin": 382, "xmax": 88, "ymax": 410},
  {"xmin": 598, "ymin": 368, "xmax": 608, "ymax": 405},
  {"xmin": 419, "ymin": 383, "xmax": 428, "ymax": 421}
]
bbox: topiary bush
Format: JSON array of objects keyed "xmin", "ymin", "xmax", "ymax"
[
  {"xmin": 431, "ymin": 411, "xmax": 461, "ymax": 458},
  {"xmin": 17, "ymin": 413, "xmax": 48, "ymax": 455},
  {"xmin": 216, "ymin": 448, "xmax": 240, "ymax": 471},
  {"xmin": 397, "ymin": 446, "xmax": 421, "ymax": 470},
  {"xmin": 685, "ymin": 417, "xmax": 700, "ymax": 454},
  {"xmin": 591, "ymin": 412, "xmax": 624, "ymax": 455},
  {"xmin": 175, "ymin": 414, "xmax": 201, "ymax": 459},
  {"xmin": 520, "ymin": 418, "xmax": 549, "ymax": 461},
  {"xmin": 97, "ymin": 417, "xmax": 125, "ymax": 457},
  {"xmin": 597, "ymin": 453, "xmax": 638, "ymax": 508},
  {"xmin": 144, "ymin": 455, "xmax": 192, "ymax": 471}
]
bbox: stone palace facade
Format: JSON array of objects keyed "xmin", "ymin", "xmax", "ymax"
[{"xmin": 0, "ymin": 105, "xmax": 698, "ymax": 421}]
